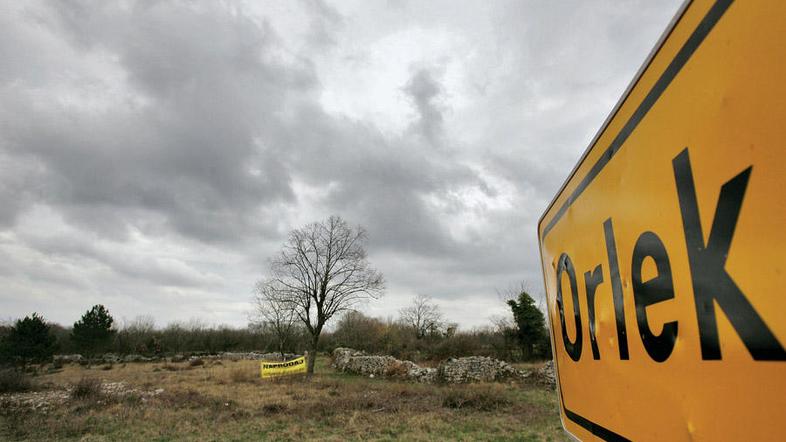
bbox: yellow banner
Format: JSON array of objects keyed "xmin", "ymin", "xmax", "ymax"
[{"xmin": 260, "ymin": 356, "xmax": 307, "ymax": 378}]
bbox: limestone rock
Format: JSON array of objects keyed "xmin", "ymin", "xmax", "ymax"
[
  {"xmin": 123, "ymin": 354, "xmax": 145, "ymax": 363},
  {"xmin": 219, "ymin": 352, "xmax": 298, "ymax": 361},
  {"xmin": 436, "ymin": 356, "xmax": 522, "ymax": 383},
  {"xmin": 533, "ymin": 360, "xmax": 556, "ymax": 389},
  {"xmin": 101, "ymin": 353, "xmax": 121, "ymax": 364},
  {"xmin": 53, "ymin": 354, "xmax": 83, "ymax": 364}
]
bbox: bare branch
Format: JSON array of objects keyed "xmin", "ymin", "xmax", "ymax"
[{"xmin": 399, "ymin": 294, "xmax": 443, "ymax": 339}]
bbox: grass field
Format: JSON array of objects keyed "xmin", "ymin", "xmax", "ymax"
[{"xmin": 0, "ymin": 357, "xmax": 567, "ymax": 441}]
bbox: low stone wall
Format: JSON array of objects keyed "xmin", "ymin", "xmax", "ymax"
[
  {"xmin": 533, "ymin": 360, "xmax": 556, "ymax": 389},
  {"xmin": 206, "ymin": 352, "xmax": 298, "ymax": 361},
  {"xmin": 53, "ymin": 354, "xmax": 84, "ymax": 363},
  {"xmin": 52, "ymin": 351, "xmax": 298, "ymax": 365},
  {"xmin": 437, "ymin": 356, "xmax": 522, "ymax": 383},
  {"xmin": 332, "ymin": 348, "xmax": 365, "ymax": 369},
  {"xmin": 332, "ymin": 348, "xmax": 528, "ymax": 384}
]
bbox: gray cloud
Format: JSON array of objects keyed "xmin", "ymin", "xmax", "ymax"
[
  {"xmin": 0, "ymin": 0, "xmax": 682, "ymax": 327},
  {"xmin": 1, "ymin": 0, "xmax": 305, "ymax": 243},
  {"xmin": 404, "ymin": 68, "xmax": 445, "ymax": 146},
  {"xmin": 22, "ymin": 231, "xmax": 222, "ymax": 288}
]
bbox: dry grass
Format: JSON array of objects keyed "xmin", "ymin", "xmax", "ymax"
[
  {"xmin": 441, "ymin": 385, "xmax": 513, "ymax": 411},
  {"xmin": 0, "ymin": 369, "xmax": 32, "ymax": 394},
  {"xmin": 70, "ymin": 377, "xmax": 103, "ymax": 400},
  {"xmin": 229, "ymin": 366, "xmax": 258, "ymax": 384},
  {"xmin": 0, "ymin": 357, "xmax": 567, "ymax": 441}
]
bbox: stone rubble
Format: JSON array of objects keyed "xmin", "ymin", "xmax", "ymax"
[
  {"xmin": 437, "ymin": 356, "xmax": 523, "ymax": 383},
  {"xmin": 213, "ymin": 352, "xmax": 298, "ymax": 361},
  {"xmin": 0, "ymin": 390, "xmax": 70, "ymax": 413},
  {"xmin": 533, "ymin": 360, "xmax": 556, "ymax": 389},
  {"xmin": 0, "ymin": 381, "xmax": 164, "ymax": 413},
  {"xmin": 332, "ymin": 348, "xmax": 530, "ymax": 384},
  {"xmin": 406, "ymin": 365, "xmax": 438, "ymax": 384},
  {"xmin": 331, "ymin": 348, "xmax": 366, "ymax": 368},
  {"xmin": 49, "ymin": 351, "xmax": 298, "ymax": 365},
  {"xmin": 53, "ymin": 354, "xmax": 84, "ymax": 363}
]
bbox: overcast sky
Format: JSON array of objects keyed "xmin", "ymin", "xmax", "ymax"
[{"xmin": 0, "ymin": 0, "xmax": 682, "ymax": 329}]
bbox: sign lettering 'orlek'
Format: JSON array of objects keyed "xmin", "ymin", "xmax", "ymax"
[
  {"xmin": 260, "ymin": 356, "xmax": 307, "ymax": 378},
  {"xmin": 538, "ymin": 0, "xmax": 786, "ymax": 440}
]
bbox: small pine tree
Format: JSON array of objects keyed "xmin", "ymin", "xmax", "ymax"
[
  {"xmin": 507, "ymin": 291, "xmax": 549, "ymax": 360},
  {"xmin": 71, "ymin": 305, "xmax": 116, "ymax": 356},
  {"xmin": 1, "ymin": 313, "xmax": 58, "ymax": 364}
]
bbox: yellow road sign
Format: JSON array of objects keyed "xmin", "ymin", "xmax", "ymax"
[
  {"xmin": 260, "ymin": 356, "xmax": 307, "ymax": 378},
  {"xmin": 537, "ymin": 0, "xmax": 786, "ymax": 440}
]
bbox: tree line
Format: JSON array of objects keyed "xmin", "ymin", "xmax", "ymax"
[
  {"xmin": 0, "ymin": 289, "xmax": 550, "ymax": 366},
  {"xmin": 0, "ymin": 305, "xmax": 116, "ymax": 364},
  {"xmin": 0, "ymin": 308, "xmax": 270, "ymax": 365},
  {"xmin": 1, "ymin": 216, "xmax": 551, "ymax": 368}
]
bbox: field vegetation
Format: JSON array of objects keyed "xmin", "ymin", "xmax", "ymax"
[{"xmin": 0, "ymin": 357, "xmax": 566, "ymax": 441}]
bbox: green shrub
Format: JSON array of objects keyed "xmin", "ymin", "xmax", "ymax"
[
  {"xmin": 1, "ymin": 313, "xmax": 57, "ymax": 364},
  {"xmin": 71, "ymin": 305, "xmax": 115, "ymax": 356}
]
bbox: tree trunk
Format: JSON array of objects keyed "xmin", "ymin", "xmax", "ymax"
[{"xmin": 307, "ymin": 334, "xmax": 319, "ymax": 375}]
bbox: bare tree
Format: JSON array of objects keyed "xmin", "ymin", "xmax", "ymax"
[
  {"xmin": 399, "ymin": 294, "xmax": 443, "ymax": 339},
  {"xmin": 259, "ymin": 215, "xmax": 384, "ymax": 374},
  {"xmin": 497, "ymin": 281, "xmax": 532, "ymax": 303},
  {"xmin": 117, "ymin": 315, "xmax": 157, "ymax": 355},
  {"xmin": 122, "ymin": 315, "xmax": 156, "ymax": 333},
  {"xmin": 252, "ymin": 280, "xmax": 298, "ymax": 358},
  {"xmin": 490, "ymin": 314, "xmax": 518, "ymax": 361},
  {"xmin": 497, "ymin": 280, "xmax": 546, "ymax": 314}
]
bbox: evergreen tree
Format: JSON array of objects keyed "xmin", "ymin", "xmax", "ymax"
[
  {"xmin": 1, "ymin": 313, "xmax": 58, "ymax": 364},
  {"xmin": 71, "ymin": 305, "xmax": 116, "ymax": 356},
  {"xmin": 507, "ymin": 290, "xmax": 549, "ymax": 360}
]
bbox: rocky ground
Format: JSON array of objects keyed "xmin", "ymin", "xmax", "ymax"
[
  {"xmin": 0, "ymin": 381, "xmax": 165, "ymax": 414},
  {"xmin": 53, "ymin": 351, "xmax": 298, "ymax": 365}
]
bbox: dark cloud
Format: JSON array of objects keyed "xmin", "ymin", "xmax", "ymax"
[
  {"xmin": 403, "ymin": 68, "xmax": 444, "ymax": 146},
  {"xmin": 0, "ymin": 0, "xmax": 683, "ymax": 327},
  {"xmin": 1, "ymin": 0, "xmax": 306, "ymax": 243}
]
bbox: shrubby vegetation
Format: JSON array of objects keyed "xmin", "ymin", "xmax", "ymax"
[
  {"xmin": 323, "ymin": 310, "xmax": 547, "ymax": 362},
  {"xmin": 322, "ymin": 288, "xmax": 551, "ymax": 362},
  {"xmin": 1, "ymin": 288, "xmax": 550, "ymax": 364}
]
